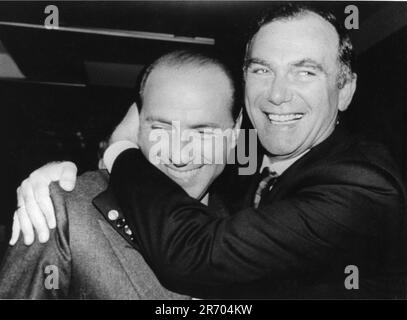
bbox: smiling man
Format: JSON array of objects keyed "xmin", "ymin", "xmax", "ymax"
[
  {"xmin": 243, "ymin": 8, "xmax": 354, "ymax": 161},
  {"xmin": 101, "ymin": 4, "xmax": 407, "ymax": 298},
  {"xmin": 135, "ymin": 54, "xmax": 238, "ymax": 201},
  {"xmin": 0, "ymin": 49, "xmax": 241, "ymax": 298},
  {"xmin": 9, "ymin": 4, "xmax": 407, "ymax": 299}
]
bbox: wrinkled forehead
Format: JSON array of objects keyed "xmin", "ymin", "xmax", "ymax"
[
  {"xmin": 146, "ymin": 63, "xmax": 231, "ymax": 89},
  {"xmin": 140, "ymin": 64, "xmax": 235, "ymax": 127},
  {"xmin": 142, "ymin": 64, "xmax": 234, "ymax": 112},
  {"xmin": 248, "ymin": 12, "xmax": 340, "ymax": 70}
]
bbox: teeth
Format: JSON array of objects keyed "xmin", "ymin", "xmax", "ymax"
[
  {"xmin": 167, "ymin": 167, "xmax": 200, "ymax": 180},
  {"xmin": 267, "ymin": 113, "xmax": 303, "ymax": 122}
]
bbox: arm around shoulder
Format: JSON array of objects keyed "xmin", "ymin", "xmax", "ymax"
[{"xmin": 0, "ymin": 183, "xmax": 72, "ymax": 299}]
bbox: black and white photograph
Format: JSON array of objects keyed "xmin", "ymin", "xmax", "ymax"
[{"xmin": 0, "ymin": 0, "xmax": 407, "ymax": 304}]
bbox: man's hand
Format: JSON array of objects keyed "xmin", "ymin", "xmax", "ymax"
[
  {"xmin": 109, "ymin": 102, "xmax": 140, "ymax": 145},
  {"xmin": 10, "ymin": 103, "xmax": 138, "ymax": 246},
  {"xmin": 10, "ymin": 161, "xmax": 78, "ymax": 246}
]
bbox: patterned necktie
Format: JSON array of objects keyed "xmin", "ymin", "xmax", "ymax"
[{"xmin": 252, "ymin": 167, "xmax": 279, "ymax": 209}]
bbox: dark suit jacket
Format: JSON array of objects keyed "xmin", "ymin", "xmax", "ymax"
[
  {"xmin": 0, "ymin": 170, "xmax": 189, "ymax": 299},
  {"xmin": 109, "ymin": 127, "xmax": 407, "ymax": 299}
]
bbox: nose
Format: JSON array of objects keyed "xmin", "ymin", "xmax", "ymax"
[
  {"xmin": 169, "ymin": 139, "xmax": 193, "ymax": 167},
  {"xmin": 267, "ymin": 74, "xmax": 292, "ymax": 106}
]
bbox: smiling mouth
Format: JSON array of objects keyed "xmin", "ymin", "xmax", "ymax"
[
  {"xmin": 265, "ymin": 112, "xmax": 304, "ymax": 124},
  {"xmin": 166, "ymin": 166, "xmax": 203, "ymax": 180}
]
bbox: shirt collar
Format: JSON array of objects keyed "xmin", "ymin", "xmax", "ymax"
[
  {"xmin": 260, "ymin": 150, "xmax": 309, "ymax": 176},
  {"xmin": 201, "ymin": 193, "xmax": 209, "ymax": 205}
]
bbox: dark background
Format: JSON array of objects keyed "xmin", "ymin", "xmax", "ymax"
[{"xmin": 0, "ymin": 1, "xmax": 406, "ymax": 260}]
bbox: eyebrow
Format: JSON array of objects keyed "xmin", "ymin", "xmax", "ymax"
[
  {"xmin": 245, "ymin": 57, "xmax": 326, "ymax": 74},
  {"xmin": 190, "ymin": 123, "xmax": 222, "ymax": 130},
  {"xmin": 146, "ymin": 116, "xmax": 221, "ymax": 129},
  {"xmin": 291, "ymin": 59, "xmax": 325, "ymax": 73},
  {"xmin": 145, "ymin": 116, "xmax": 172, "ymax": 125},
  {"xmin": 244, "ymin": 58, "xmax": 271, "ymax": 70}
]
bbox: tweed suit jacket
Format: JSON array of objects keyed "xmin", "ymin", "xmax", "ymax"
[{"xmin": 0, "ymin": 170, "xmax": 189, "ymax": 299}]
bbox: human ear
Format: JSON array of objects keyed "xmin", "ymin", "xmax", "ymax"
[
  {"xmin": 338, "ymin": 73, "xmax": 357, "ymax": 112},
  {"xmin": 229, "ymin": 111, "xmax": 243, "ymax": 149}
]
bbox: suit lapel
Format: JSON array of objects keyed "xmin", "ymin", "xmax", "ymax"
[
  {"xmin": 97, "ymin": 207, "xmax": 187, "ymax": 299},
  {"xmin": 97, "ymin": 221, "xmax": 147, "ymax": 295},
  {"xmin": 93, "ymin": 186, "xmax": 151, "ymax": 296},
  {"xmin": 259, "ymin": 127, "xmax": 350, "ymax": 204},
  {"xmin": 207, "ymin": 193, "xmax": 230, "ymax": 218}
]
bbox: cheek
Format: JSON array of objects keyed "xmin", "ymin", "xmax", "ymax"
[
  {"xmin": 312, "ymin": 88, "xmax": 339, "ymax": 122},
  {"xmin": 328, "ymin": 87, "xmax": 340, "ymax": 111},
  {"xmin": 137, "ymin": 130, "xmax": 151, "ymax": 156},
  {"xmin": 200, "ymin": 142, "xmax": 213, "ymax": 163},
  {"xmin": 246, "ymin": 75, "xmax": 278, "ymax": 97},
  {"xmin": 295, "ymin": 86, "xmax": 339, "ymax": 136},
  {"xmin": 245, "ymin": 80, "xmax": 264, "ymax": 108},
  {"xmin": 296, "ymin": 83, "xmax": 333, "ymax": 114},
  {"xmin": 199, "ymin": 164, "xmax": 224, "ymax": 185},
  {"xmin": 139, "ymin": 129, "xmax": 172, "ymax": 164},
  {"xmin": 197, "ymin": 138, "xmax": 225, "ymax": 164}
]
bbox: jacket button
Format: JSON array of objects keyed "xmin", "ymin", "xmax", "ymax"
[
  {"xmin": 107, "ymin": 210, "xmax": 119, "ymax": 221},
  {"xmin": 116, "ymin": 218, "xmax": 126, "ymax": 228},
  {"xmin": 124, "ymin": 225, "xmax": 132, "ymax": 236}
]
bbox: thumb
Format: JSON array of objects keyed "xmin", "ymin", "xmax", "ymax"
[
  {"xmin": 110, "ymin": 102, "xmax": 140, "ymax": 144},
  {"xmin": 58, "ymin": 162, "xmax": 78, "ymax": 191},
  {"xmin": 9, "ymin": 214, "xmax": 21, "ymax": 246}
]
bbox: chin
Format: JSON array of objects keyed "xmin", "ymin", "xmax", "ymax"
[
  {"xmin": 261, "ymin": 140, "xmax": 298, "ymax": 157},
  {"xmin": 184, "ymin": 186, "xmax": 208, "ymax": 199}
]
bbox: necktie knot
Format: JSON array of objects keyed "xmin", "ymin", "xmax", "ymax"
[{"xmin": 252, "ymin": 167, "xmax": 278, "ymax": 209}]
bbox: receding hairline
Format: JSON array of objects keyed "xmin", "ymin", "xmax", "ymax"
[
  {"xmin": 146, "ymin": 62, "xmax": 231, "ymax": 84},
  {"xmin": 247, "ymin": 11, "xmax": 340, "ymax": 60},
  {"xmin": 142, "ymin": 62, "xmax": 235, "ymax": 110},
  {"xmin": 244, "ymin": 8, "xmax": 355, "ymax": 88}
]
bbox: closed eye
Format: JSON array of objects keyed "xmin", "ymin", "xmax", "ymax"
[
  {"xmin": 252, "ymin": 68, "xmax": 270, "ymax": 75},
  {"xmin": 298, "ymin": 70, "xmax": 316, "ymax": 76},
  {"xmin": 246, "ymin": 63, "xmax": 271, "ymax": 75},
  {"xmin": 151, "ymin": 124, "xmax": 171, "ymax": 130},
  {"xmin": 197, "ymin": 129, "xmax": 217, "ymax": 138}
]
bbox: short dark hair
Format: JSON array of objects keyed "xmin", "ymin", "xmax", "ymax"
[
  {"xmin": 139, "ymin": 49, "xmax": 241, "ymax": 120},
  {"xmin": 244, "ymin": 3, "xmax": 356, "ymax": 88}
]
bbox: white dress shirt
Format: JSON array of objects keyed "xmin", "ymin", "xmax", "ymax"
[{"xmin": 260, "ymin": 151, "xmax": 309, "ymax": 176}]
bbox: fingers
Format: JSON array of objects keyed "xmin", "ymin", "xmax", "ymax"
[
  {"xmin": 31, "ymin": 178, "xmax": 56, "ymax": 229},
  {"xmin": 59, "ymin": 161, "xmax": 77, "ymax": 191},
  {"xmin": 98, "ymin": 158, "xmax": 107, "ymax": 170},
  {"xmin": 16, "ymin": 187, "xmax": 35, "ymax": 245},
  {"xmin": 13, "ymin": 161, "xmax": 78, "ymax": 246},
  {"xmin": 9, "ymin": 213, "xmax": 21, "ymax": 246},
  {"xmin": 19, "ymin": 181, "xmax": 50, "ymax": 244},
  {"xmin": 110, "ymin": 102, "xmax": 140, "ymax": 145}
]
